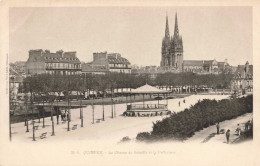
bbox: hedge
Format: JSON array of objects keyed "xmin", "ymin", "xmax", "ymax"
[{"xmin": 136, "ymin": 95, "xmax": 253, "ymax": 142}]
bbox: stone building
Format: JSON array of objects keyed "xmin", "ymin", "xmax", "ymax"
[
  {"xmin": 161, "ymin": 13, "xmax": 183, "ymax": 71},
  {"xmin": 183, "ymin": 60, "xmax": 204, "ymax": 73},
  {"xmin": 183, "ymin": 59, "xmax": 230, "ymax": 74},
  {"xmin": 231, "ymin": 61, "xmax": 253, "ymax": 93},
  {"xmin": 82, "ymin": 52, "xmax": 131, "ymax": 74},
  {"xmin": 160, "ymin": 13, "xmax": 233, "ymax": 74},
  {"xmin": 107, "ymin": 53, "xmax": 131, "ymax": 73},
  {"xmin": 81, "ymin": 63, "xmax": 108, "ymax": 75},
  {"xmin": 25, "ymin": 49, "xmax": 81, "ymax": 75}
]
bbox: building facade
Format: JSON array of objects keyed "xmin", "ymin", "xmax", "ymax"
[
  {"xmin": 183, "ymin": 60, "xmax": 204, "ymax": 73},
  {"xmin": 183, "ymin": 59, "xmax": 230, "ymax": 74},
  {"xmin": 160, "ymin": 13, "xmax": 233, "ymax": 75},
  {"xmin": 161, "ymin": 13, "xmax": 183, "ymax": 72},
  {"xmin": 83, "ymin": 52, "xmax": 131, "ymax": 74},
  {"xmin": 231, "ymin": 61, "xmax": 253, "ymax": 93},
  {"xmin": 107, "ymin": 53, "xmax": 131, "ymax": 73},
  {"xmin": 25, "ymin": 49, "xmax": 81, "ymax": 75}
]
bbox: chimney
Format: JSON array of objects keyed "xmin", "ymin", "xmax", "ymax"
[{"xmin": 56, "ymin": 50, "xmax": 64, "ymax": 56}]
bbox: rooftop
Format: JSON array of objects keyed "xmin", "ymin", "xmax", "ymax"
[{"xmin": 27, "ymin": 49, "xmax": 81, "ymax": 64}]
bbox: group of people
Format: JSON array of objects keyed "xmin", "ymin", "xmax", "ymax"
[
  {"xmin": 178, "ymin": 99, "xmax": 185, "ymax": 107},
  {"xmin": 123, "ymin": 111, "xmax": 171, "ymax": 117},
  {"xmin": 216, "ymin": 119, "xmax": 253, "ymax": 144},
  {"xmin": 60, "ymin": 110, "xmax": 70, "ymax": 121},
  {"xmin": 216, "ymin": 122, "xmax": 231, "ymax": 144}
]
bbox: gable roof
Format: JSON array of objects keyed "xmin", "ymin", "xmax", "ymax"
[
  {"xmin": 131, "ymin": 84, "xmax": 169, "ymax": 94},
  {"xmin": 107, "ymin": 56, "xmax": 130, "ymax": 65},
  {"xmin": 26, "ymin": 50, "xmax": 81, "ymax": 64},
  {"xmin": 183, "ymin": 60, "xmax": 203, "ymax": 66},
  {"xmin": 234, "ymin": 64, "xmax": 253, "ymax": 79}
]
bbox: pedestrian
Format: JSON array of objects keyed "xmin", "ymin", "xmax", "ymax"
[
  {"xmin": 236, "ymin": 124, "xmax": 241, "ymax": 136},
  {"xmin": 245, "ymin": 120, "xmax": 250, "ymax": 131},
  {"xmin": 216, "ymin": 122, "xmax": 220, "ymax": 134},
  {"xmin": 178, "ymin": 101, "xmax": 180, "ymax": 107},
  {"xmin": 226, "ymin": 129, "xmax": 230, "ymax": 144},
  {"xmin": 183, "ymin": 99, "xmax": 185, "ymax": 103}
]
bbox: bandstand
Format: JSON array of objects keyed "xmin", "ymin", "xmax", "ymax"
[{"xmin": 122, "ymin": 84, "xmax": 171, "ymax": 117}]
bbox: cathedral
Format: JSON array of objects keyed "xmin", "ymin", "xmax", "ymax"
[{"xmin": 161, "ymin": 13, "xmax": 183, "ymax": 71}]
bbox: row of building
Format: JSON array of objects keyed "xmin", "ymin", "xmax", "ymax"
[
  {"xmin": 25, "ymin": 49, "xmax": 131, "ymax": 76},
  {"xmin": 23, "ymin": 48, "xmax": 236, "ymax": 76},
  {"xmin": 10, "ymin": 48, "xmax": 247, "ymax": 77},
  {"xmin": 231, "ymin": 61, "xmax": 253, "ymax": 94}
]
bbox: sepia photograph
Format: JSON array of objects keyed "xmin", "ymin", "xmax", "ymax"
[{"xmin": 1, "ymin": 1, "xmax": 260, "ymax": 166}]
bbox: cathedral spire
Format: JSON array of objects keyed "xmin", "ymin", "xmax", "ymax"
[
  {"xmin": 165, "ymin": 14, "xmax": 170, "ymax": 39},
  {"xmin": 174, "ymin": 12, "xmax": 179, "ymax": 37}
]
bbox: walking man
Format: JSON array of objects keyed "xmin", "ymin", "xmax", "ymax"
[
  {"xmin": 226, "ymin": 129, "xmax": 230, "ymax": 144},
  {"xmin": 216, "ymin": 122, "xmax": 220, "ymax": 134},
  {"xmin": 236, "ymin": 124, "xmax": 241, "ymax": 136},
  {"xmin": 245, "ymin": 120, "xmax": 250, "ymax": 131}
]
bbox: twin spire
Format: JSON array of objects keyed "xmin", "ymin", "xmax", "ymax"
[
  {"xmin": 164, "ymin": 12, "xmax": 179, "ymax": 38},
  {"xmin": 174, "ymin": 13, "xmax": 179, "ymax": 37},
  {"xmin": 165, "ymin": 14, "xmax": 170, "ymax": 39}
]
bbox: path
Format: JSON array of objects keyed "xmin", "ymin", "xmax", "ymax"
[{"xmin": 187, "ymin": 113, "xmax": 252, "ymax": 144}]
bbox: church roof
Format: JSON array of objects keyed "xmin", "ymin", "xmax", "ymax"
[
  {"xmin": 183, "ymin": 60, "xmax": 203, "ymax": 66},
  {"xmin": 203, "ymin": 60, "xmax": 214, "ymax": 64}
]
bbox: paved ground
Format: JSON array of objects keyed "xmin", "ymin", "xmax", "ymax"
[{"xmin": 10, "ymin": 95, "xmax": 229, "ymax": 143}]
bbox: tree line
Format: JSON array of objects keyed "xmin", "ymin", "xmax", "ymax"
[{"xmin": 20, "ymin": 72, "xmax": 234, "ymax": 96}]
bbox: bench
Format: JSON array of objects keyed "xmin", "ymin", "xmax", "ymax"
[
  {"xmin": 34, "ymin": 125, "xmax": 39, "ymax": 130},
  {"xmin": 220, "ymin": 129, "xmax": 225, "ymax": 134},
  {"xmin": 96, "ymin": 119, "xmax": 102, "ymax": 123},
  {"xmin": 40, "ymin": 132, "xmax": 47, "ymax": 139},
  {"xmin": 72, "ymin": 125, "xmax": 77, "ymax": 130}
]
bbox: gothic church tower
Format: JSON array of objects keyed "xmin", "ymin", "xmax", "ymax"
[{"xmin": 161, "ymin": 13, "xmax": 183, "ymax": 71}]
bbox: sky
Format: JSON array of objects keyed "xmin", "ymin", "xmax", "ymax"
[{"xmin": 9, "ymin": 7, "xmax": 252, "ymax": 66}]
